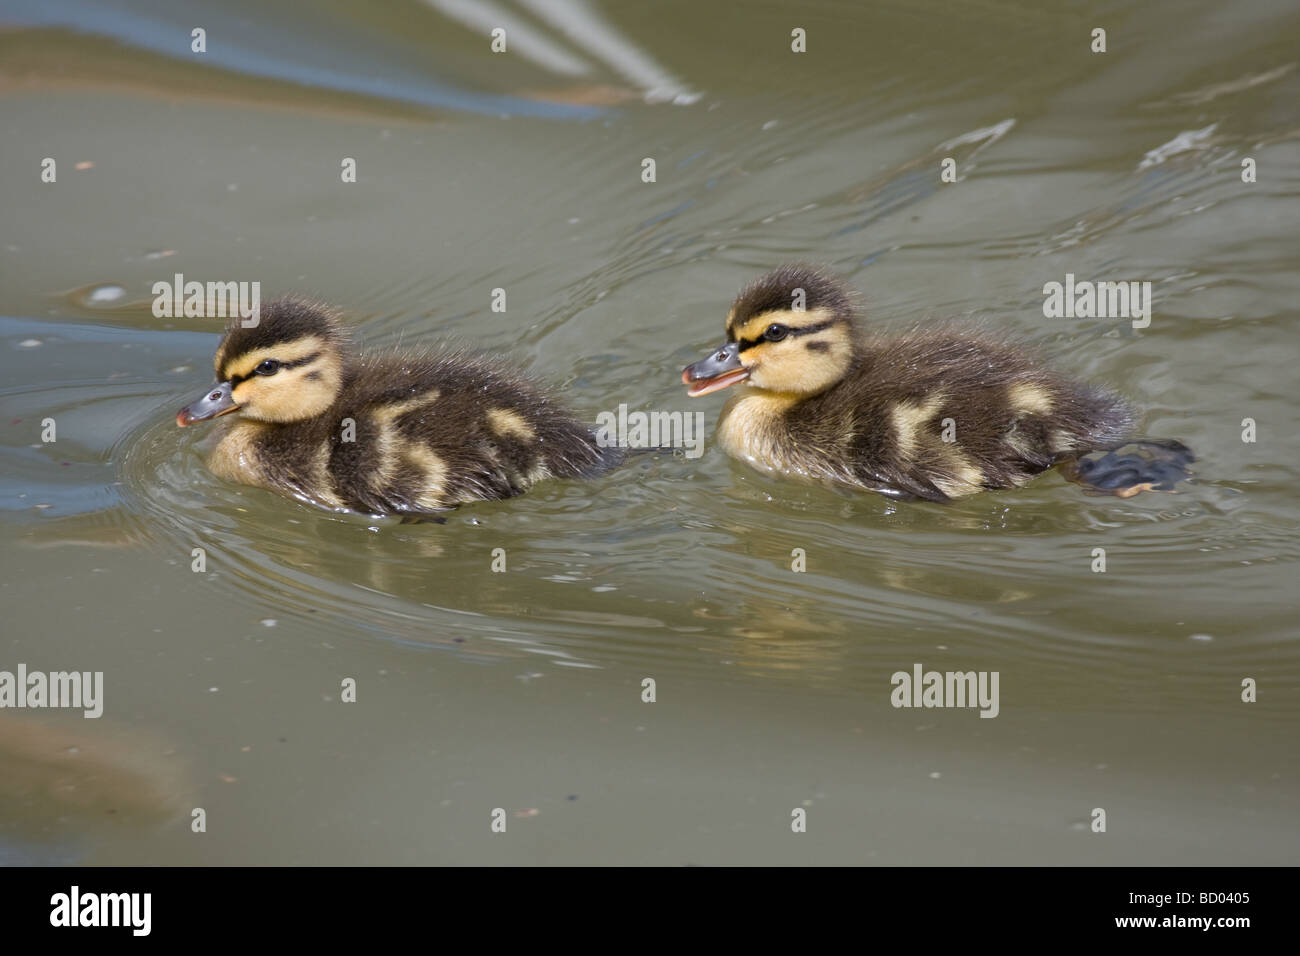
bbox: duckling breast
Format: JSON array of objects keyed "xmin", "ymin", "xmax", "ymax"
[
  {"xmin": 203, "ymin": 419, "xmax": 273, "ymax": 489},
  {"xmin": 715, "ymin": 390, "xmax": 805, "ymax": 476}
]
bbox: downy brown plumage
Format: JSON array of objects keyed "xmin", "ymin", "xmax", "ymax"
[
  {"xmin": 177, "ymin": 299, "xmax": 614, "ymax": 515},
  {"xmin": 682, "ymin": 264, "xmax": 1191, "ymax": 501}
]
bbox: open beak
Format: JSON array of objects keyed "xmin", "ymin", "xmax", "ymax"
[
  {"xmin": 682, "ymin": 341, "xmax": 749, "ymax": 397},
  {"xmin": 177, "ymin": 381, "xmax": 238, "ymax": 427}
]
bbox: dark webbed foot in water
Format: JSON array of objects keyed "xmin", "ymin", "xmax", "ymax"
[
  {"xmin": 1060, "ymin": 439, "xmax": 1195, "ymax": 498},
  {"xmin": 398, "ymin": 512, "xmax": 450, "ymax": 525}
]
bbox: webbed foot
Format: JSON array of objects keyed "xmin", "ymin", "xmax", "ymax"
[{"xmin": 1060, "ymin": 439, "xmax": 1195, "ymax": 498}]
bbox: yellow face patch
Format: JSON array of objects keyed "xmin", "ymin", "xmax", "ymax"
[
  {"xmin": 734, "ymin": 309, "xmax": 852, "ymax": 396},
  {"xmin": 227, "ymin": 344, "xmax": 343, "ymax": 423}
]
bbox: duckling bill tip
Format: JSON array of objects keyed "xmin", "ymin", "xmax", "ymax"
[
  {"xmin": 682, "ymin": 368, "xmax": 749, "ymax": 397},
  {"xmin": 177, "ymin": 381, "xmax": 239, "ymax": 427}
]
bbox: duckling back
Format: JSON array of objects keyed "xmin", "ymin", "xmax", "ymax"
[{"xmin": 319, "ymin": 349, "xmax": 612, "ymax": 514}]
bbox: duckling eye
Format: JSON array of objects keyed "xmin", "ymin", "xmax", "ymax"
[
  {"xmin": 255, "ymin": 359, "xmax": 281, "ymax": 375},
  {"xmin": 764, "ymin": 324, "xmax": 790, "ymax": 342}
]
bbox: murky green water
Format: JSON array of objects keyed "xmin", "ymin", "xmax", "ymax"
[{"xmin": 2, "ymin": 0, "xmax": 1297, "ymax": 864}]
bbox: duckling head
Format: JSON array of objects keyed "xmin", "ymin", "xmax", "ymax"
[
  {"xmin": 177, "ymin": 298, "xmax": 347, "ymax": 426},
  {"xmin": 682, "ymin": 264, "xmax": 857, "ymax": 398}
]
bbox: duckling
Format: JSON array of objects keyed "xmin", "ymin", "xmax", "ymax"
[
  {"xmin": 682, "ymin": 264, "xmax": 1192, "ymax": 501},
  {"xmin": 176, "ymin": 298, "xmax": 614, "ymax": 516}
]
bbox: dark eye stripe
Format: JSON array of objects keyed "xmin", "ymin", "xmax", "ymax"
[
  {"xmin": 280, "ymin": 351, "xmax": 321, "ymax": 369},
  {"xmin": 227, "ymin": 351, "xmax": 322, "ymax": 384},
  {"xmin": 737, "ymin": 319, "xmax": 835, "ymax": 352}
]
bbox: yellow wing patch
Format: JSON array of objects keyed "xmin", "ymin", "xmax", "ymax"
[
  {"xmin": 933, "ymin": 451, "xmax": 985, "ymax": 498},
  {"xmin": 308, "ymin": 439, "xmax": 345, "ymax": 508},
  {"xmin": 402, "ymin": 445, "xmax": 450, "ymax": 510},
  {"xmin": 487, "ymin": 408, "xmax": 536, "ymax": 441},
  {"xmin": 1050, "ymin": 428, "xmax": 1079, "ymax": 454},
  {"xmin": 1008, "ymin": 382, "xmax": 1054, "ymax": 417},
  {"xmin": 367, "ymin": 394, "xmax": 441, "ymax": 493},
  {"xmin": 890, "ymin": 394, "xmax": 945, "ymax": 461}
]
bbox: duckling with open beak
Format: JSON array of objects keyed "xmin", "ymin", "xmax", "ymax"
[
  {"xmin": 682, "ymin": 264, "xmax": 1193, "ymax": 501},
  {"xmin": 682, "ymin": 342, "xmax": 747, "ymax": 396}
]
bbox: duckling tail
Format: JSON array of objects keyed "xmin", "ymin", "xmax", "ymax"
[
  {"xmin": 569, "ymin": 439, "xmax": 626, "ymax": 479},
  {"xmin": 1059, "ymin": 438, "xmax": 1195, "ymax": 498},
  {"xmin": 575, "ymin": 439, "xmax": 681, "ymax": 478}
]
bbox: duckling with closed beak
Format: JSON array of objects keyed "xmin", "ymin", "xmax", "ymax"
[
  {"xmin": 682, "ymin": 264, "xmax": 1192, "ymax": 501},
  {"xmin": 177, "ymin": 298, "xmax": 615, "ymax": 516}
]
